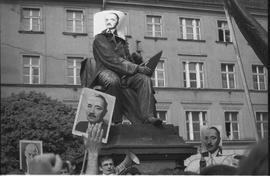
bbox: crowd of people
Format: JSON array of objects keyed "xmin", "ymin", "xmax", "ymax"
[{"xmin": 24, "ymin": 123, "xmax": 268, "ymax": 175}]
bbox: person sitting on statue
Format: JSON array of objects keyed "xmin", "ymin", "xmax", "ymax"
[{"xmin": 80, "ymin": 10, "xmax": 162, "ymax": 127}]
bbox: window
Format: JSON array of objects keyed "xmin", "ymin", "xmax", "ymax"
[
  {"xmin": 225, "ymin": 112, "xmax": 239, "ymax": 140},
  {"xmin": 21, "ymin": 8, "xmax": 41, "ymax": 31},
  {"xmin": 156, "ymin": 111, "xmax": 167, "ymax": 123},
  {"xmin": 252, "ymin": 65, "xmax": 266, "ymax": 90},
  {"xmin": 179, "ymin": 18, "xmax": 201, "ymax": 40},
  {"xmin": 256, "ymin": 112, "xmax": 268, "ymax": 139},
  {"xmin": 146, "ymin": 15, "xmax": 162, "ymax": 37},
  {"xmin": 151, "ymin": 61, "xmax": 165, "ymax": 87},
  {"xmin": 67, "ymin": 57, "xmax": 82, "ymax": 85},
  {"xmin": 183, "ymin": 62, "xmax": 204, "ymax": 88},
  {"xmin": 23, "ymin": 55, "xmax": 40, "ymax": 84},
  {"xmin": 186, "ymin": 111, "xmax": 207, "ymax": 140},
  {"xmin": 221, "ymin": 63, "xmax": 236, "ymax": 89},
  {"xmin": 217, "ymin": 21, "xmax": 231, "ymax": 42},
  {"xmin": 66, "ymin": 10, "xmax": 84, "ymax": 33}
]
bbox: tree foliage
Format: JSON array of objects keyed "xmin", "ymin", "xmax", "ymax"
[{"xmin": 1, "ymin": 91, "xmax": 84, "ymax": 174}]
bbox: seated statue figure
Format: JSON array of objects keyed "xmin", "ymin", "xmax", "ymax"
[{"xmin": 80, "ymin": 10, "xmax": 162, "ymax": 126}]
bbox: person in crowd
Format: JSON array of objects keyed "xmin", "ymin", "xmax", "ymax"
[
  {"xmin": 75, "ymin": 94, "xmax": 108, "ymax": 138},
  {"xmin": 80, "ymin": 10, "xmax": 162, "ymax": 126},
  {"xmin": 185, "ymin": 126, "xmax": 234, "ymax": 173},
  {"xmin": 236, "ymin": 137, "xmax": 268, "ymax": 175},
  {"xmin": 98, "ymin": 156, "xmax": 116, "ymax": 175},
  {"xmin": 200, "ymin": 164, "xmax": 237, "ymax": 175},
  {"xmin": 27, "ymin": 153, "xmax": 63, "ymax": 174}
]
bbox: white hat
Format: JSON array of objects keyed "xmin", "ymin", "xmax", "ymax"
[{"xmin": 93, "ymin": 10, "xmax": 127, "ymax": 40}]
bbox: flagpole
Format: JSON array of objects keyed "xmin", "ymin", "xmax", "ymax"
[{"xmin": 223, "ymin": 5, "xmax": 259, "ymax": 142}]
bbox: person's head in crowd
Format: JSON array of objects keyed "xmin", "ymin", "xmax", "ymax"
[
  {"xmin": 99, "ymin": 156, "xmax": 116, "ymax": 175},
  {"xmin": 122, "ymin": 167, "xmax": 141, "ymax": 175},
  {"xmin": 105, "ymin": 12, "xmax": 119, "ymax": 31},
  {"xmin": 59, "ymin": 160, "xmax": 76, "ymax": 174},
  {"xmin": 25, "ymin": 143, "xmax": 39, "ymax": 162},
  {"xmin": 200, "ymin": 164, "xmax": 237, "ymax": 175},
  {"xmin": 237, "ymin": 137, "xmax": 268, "ymax": 175},
  {"xmin": 86, "ymin": 94, "xmax": 108, "ymax": 124},
  {"xmin": 205, "ymin": 126, "xmax": 221, "ymax": 154}
]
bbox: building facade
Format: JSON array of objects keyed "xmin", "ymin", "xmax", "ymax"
[{"xmin": 1, "ymin": 0, "xmax": 268, "ymax": 159}]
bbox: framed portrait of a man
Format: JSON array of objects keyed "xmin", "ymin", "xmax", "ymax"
[
  {"xmin": 72, "ymin": 88, "xmax": 115, "ymax": 143},
  {"xmin": 19, "ymin": 140, "xmax": 43, "ymax": 173}
]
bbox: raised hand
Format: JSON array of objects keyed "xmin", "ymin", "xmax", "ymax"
[{"xmin": 28, "ymin": 153, "xmax": 63, "ymax": 174}]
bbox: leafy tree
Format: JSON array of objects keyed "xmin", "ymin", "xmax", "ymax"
[{"xmin": 1, "ymin": 91, "xmax": 84, "ymax": 174}]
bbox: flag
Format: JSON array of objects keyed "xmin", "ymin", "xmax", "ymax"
[{"xmin": 224, "ymin": 0, "xmax": 268, "ymax": 68}]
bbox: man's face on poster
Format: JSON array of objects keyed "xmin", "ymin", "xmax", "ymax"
[
  {"xmin": 86, "ymin": 96, "xmax": 107, "ymax": 123},
  {"xmin": 205, "ymin": 128, "xmax": 221, "ymax": 153},
  {"xmin": 105, "ymin": 13, "xmax": 118, "ymax": 30}
]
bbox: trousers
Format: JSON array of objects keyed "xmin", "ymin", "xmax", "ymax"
[{"xmin": 97, "ymin": 69, "xmax": 156, "ymax": 123}]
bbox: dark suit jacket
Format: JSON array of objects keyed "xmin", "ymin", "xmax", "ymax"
[{"xmin": 75, "ymin": 121, "xmax": 108, "ymax": 138}]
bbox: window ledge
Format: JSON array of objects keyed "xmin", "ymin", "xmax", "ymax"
[
  {"xmin": 18, "ymin": 30, "xmax": 44, "ymax": 34},
  {"xmin": 177, "ymin": 38, "xmax": 206, "ymax": 43},
  {"xmin": 215, "ymin": 41, "xmax": 233, "ymax": 45},
  {"xmin": 62, "ymin": 32, "xmax": 88, "ymax": 37},
  {"xmin": 144, "ymin": 36, "xmax": 168, "ymax": 41}
]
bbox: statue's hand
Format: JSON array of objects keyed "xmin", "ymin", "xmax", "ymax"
[{"xmin": 137, "ymin": 66, "xmax": 152, "ymax": 75}]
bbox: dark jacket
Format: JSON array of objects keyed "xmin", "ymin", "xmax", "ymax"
[{"xmin": 80, "ymin": 31, "xmax": 138, "ymax": 88}]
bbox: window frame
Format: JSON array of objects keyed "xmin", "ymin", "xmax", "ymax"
[
  {"xmin": 151, "ymin": 60, "xmax": 166, "ymax": 87},
  {"xmin": 20, "ymin": 7, "xmax": 42, "ymax": 32},
  {"xmin": 255, "ymin": 112, "xmax": 268, "ymax": 139},
  {"xmin": 146, "ymin": 15, "xmax": 163, "ymax": 37},
  {"xmin": 179, "ymin": 17, "xmax": 201, "ymax": 40},
  {"xmin": 186, "ymin": 111, "xmax": 207, "ymax": 141},
  {"xmin": 22, "ymin": 55, "xmax": 41, "ymax": 84},
  {"xmin": 221, "ymin": 63, "xmax": 236, "ymax": 89},
  {"xmin": 224, "ymin": 111, "xmax": 240, "ymax": 140},
  {"xmin": 156, "ymin": 110, "xmax": 167, "ymax": 123},
  {"xmin": 252, "ymin": 65, "xmax": 267, "ymax": 90},
  {"xmin": 65, "ymin": 8, "xmax": 85, "ymax": 33},
  {"xmin": 66, "ymin": 56, "xmax": 83, "ymax": 85},
  {"xmin": 217, "ymin": 20, "xmax": 232, "ymax": 42},
  {"xmin": 183, "ymin": 61, "xmax": 204, "ymax": 88}
]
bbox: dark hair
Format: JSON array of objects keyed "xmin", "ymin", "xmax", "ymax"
[
  {"xmin": 200, "ymin": 164, "xmax": 237, "ymax": 175},
  {"xmin": 237, "ymin": 138, "xmax": 269, "ymax": 175},
  {"xmin": 99, "ymin": 155, "xmax": 114, "ymax": 167}
]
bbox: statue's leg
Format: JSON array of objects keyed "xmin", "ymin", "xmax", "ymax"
[
  {"xmin": 121, "ymin": 88, "xmax": 145, "ymax": 124},
  {"xmin": 97, "ymin": 70, "xmax": 123, "ymax": 123},
  {"xmin": 126, "ymin": 73, "xmax": 158, "ymax": 123}
]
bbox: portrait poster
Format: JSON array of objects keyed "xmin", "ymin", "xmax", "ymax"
[
  {"xmin": 200, "ymin": 125, "xmax": 222, "ymax": 153},
  {"xmin": 72, "ymin": 88, "xmax": 115, "ymax": 143},
  {"xmin": 19, "ymin": 140, "xmax": 43, "ymax": 172}
]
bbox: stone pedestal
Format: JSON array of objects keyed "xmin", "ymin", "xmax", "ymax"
[{"xmin": 99, "ymin": 124, "xmax": 197, "ymax": 174}]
